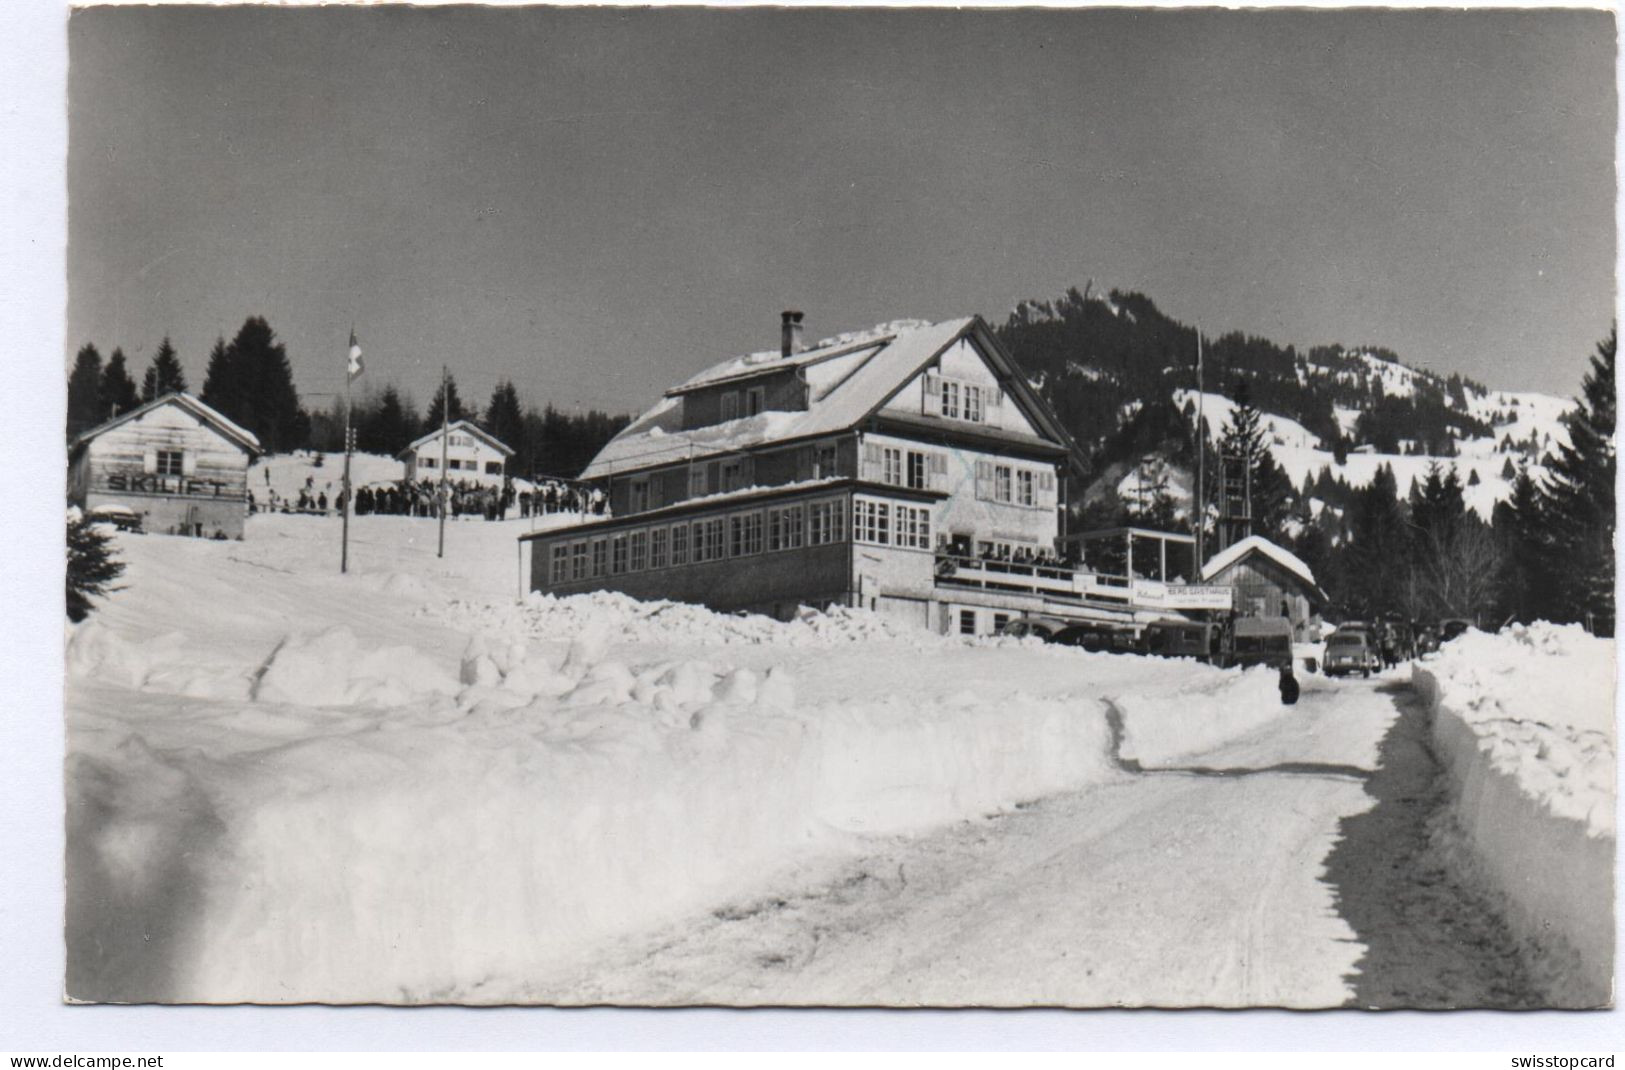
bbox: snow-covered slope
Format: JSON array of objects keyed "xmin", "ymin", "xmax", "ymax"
[{"xmin": 1174, "ymin": 389, "xmax": 1572, "ymax": 520}]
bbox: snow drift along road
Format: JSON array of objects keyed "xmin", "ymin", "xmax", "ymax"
[
  {"xmin": 1413, "ymin": 623, "xmax": 1615, "ymax": 1008},
  {"xmin": 66, "ymin": 514, "xmax": 1288, "ymax": 1003}
]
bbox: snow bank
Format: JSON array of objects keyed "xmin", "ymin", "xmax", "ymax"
[
  {"xmin": 1411, "ymin": 623, "xmax": 1615, "ymax": 1007},
  {"xmin": 1109, "ymin": 666, "xmax": 1295, "ymax": 766},
  {"xmin": 67, "ymin": 517, "xmax": 1338, "ymax": 1003},
  {"xmin": 67, "ymin": 603, "xmax": 1119, "ymax": 1002}
]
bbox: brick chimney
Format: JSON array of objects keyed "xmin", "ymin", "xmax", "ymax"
[{"xmin": 780, "ymin": 310, "xmax": 805, "ymax": 358}]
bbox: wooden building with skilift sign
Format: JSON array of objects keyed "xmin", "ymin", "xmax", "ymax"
[{"xmin": 68, "ymin": 392, "xmax": 261, "ymax": 539}]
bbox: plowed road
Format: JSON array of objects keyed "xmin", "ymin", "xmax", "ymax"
[{"xmin": 534, "ymin": 677, "xmax": 1536, "ymax": 1008}]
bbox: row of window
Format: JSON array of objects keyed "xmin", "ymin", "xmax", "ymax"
[
  {"xmin": 864, "ymin": 443, "xmax": 949, "ymax": 492},
  {"xmin": 626, "ymin": 442, "xmax": 843, "ymax": 515},
  {"xmin": 958, "ymin": 608, "xmax": 1013, "ymax": 636},
  {"xmin": 545, "ymin": 494, "xmax": 937, "ymax": 586},
  {"xmin": 419, "ymin": 456, "xmax": 503, "ymax": 474},
  {"xmin": 924, "ymin": 374, "xmax": 1004, "ymax": 424},
  {"xmin": 719, "ymin": 385, "xmax": 767, "ymax": 422},
  {"xmin": 973, "ymin": 460, "xmax": 1054, "ymax": 507},
  {"xmin": 548, "ymin": 497, "xmax": 849, "ymax": 585},
  {"xmin": 853, "ymin": 499, "xmax": 932, "ymax": 549}
]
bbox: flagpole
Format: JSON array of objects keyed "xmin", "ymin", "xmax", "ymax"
[
  {"xmin": 437, "ymin": 364, "xmax": 448, "ymax": 559},
  {"xmin": 341, "ymin": 327, "xmax": 355, "ymax": 574}
]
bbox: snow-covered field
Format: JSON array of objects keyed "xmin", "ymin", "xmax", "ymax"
[
  {"xmin": 1412, "ymin": 624, "xmax": 1615, "ymax": 1007},
  {"xmin": 65, "ymin": 512, "xmax": 1294, "ymax": 1004}
]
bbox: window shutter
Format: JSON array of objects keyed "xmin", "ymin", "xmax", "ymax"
[
  {"xmin": 1039, "ymin": 471, "xmax": 1055, "ymax": 492},
  {"xmin": 142, "ymin": 449, "xmax": 157, "ymax": 474},
  {"xmin": 181, "ymin": 451, "xmax": 196, "ymax": 476},
  {"xmin": 862, "ymin": 442, "xmax": 881, "ymax": 477},
  {"xmin": 975, "ymin": 459, "xmax": 992, "ymax": 500},
  {"xmin": 989, "ymin": 387, "xmax": 1004, "ymax": 409},
  {"xmin": 923, "ymin": 374, "xmax": 941, "ymax": 415}
]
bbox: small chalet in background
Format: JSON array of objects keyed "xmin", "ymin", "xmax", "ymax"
[
  {"xmin": 1200, "ymin": 534, "xmax": 1328, "ymax": 641},
  {"xmin": 68, "ymin": 392, "xmax": 261, "ymax": 539},
  {"xmin": 399, "ymin": 420, "xmax": 514, "ymax": 486}
]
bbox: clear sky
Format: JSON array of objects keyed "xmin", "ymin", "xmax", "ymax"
[{"xmin": 67, "ymin": 6, "xmax": 1616, "ymax": 417}]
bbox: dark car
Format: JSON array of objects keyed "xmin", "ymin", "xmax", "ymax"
[
  {"xmin": 88, "ymin": 504, "xmax": 143, "ymax": 533},
  {"xmin": 1439, "ymin": 618, "xmax": 1473, "ymax": 643},
  {"xmin": 1226, "ymin": 617, "xmax": 1296, "ymax": 672},
  {"xmin": 1051, "ymin": 624, "xmax": 1134, "ymax": 653},
  {"xmin": 1140, "ymin": 619, "xmax": 1221, "ymax": 662},
  {"xmin": 995, "ymin": 616, "xmax": 1068, "ymax": 641}
]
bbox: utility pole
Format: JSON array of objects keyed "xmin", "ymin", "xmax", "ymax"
[
  {"xmin": 1194, "ymin": 329, "xmax": 1205, "ymax": 568},
  {"xmin": 437, "ymin": 363, "xmax": 448, "ymax": 559}
]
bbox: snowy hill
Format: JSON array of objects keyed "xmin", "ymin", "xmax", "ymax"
[
  {"xmin": 1173, "ymin": 390, "xmax": 1569, "ymax": 521},
  {"xmin": 995, "ymin": 285, "xmax": 1576, "ymax": 521}
]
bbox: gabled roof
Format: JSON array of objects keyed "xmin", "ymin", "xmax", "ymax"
[
  {"xmin": 581, "ymin": 316, "xmax": 1084, "ymax": 480},
  {"xmin": 400, "ymin": 419, "xmax": 515, "ymax": 459},
  {"xmin": 70, "ymin": 391, "xmax": 262, "ymax": 457},
  {"xmin": 1201, "ymin": 534, "xmax": 1324, "ymax": 599}
]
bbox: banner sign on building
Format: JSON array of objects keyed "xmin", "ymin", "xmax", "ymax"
[{"xmin": 1131, "ymin": 580, "xmax": 1235, "ymax": 611}]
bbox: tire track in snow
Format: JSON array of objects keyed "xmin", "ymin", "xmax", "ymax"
[{"xmin": 1102, "ymin": 698, "xmax": 1372, "ymax": 782}]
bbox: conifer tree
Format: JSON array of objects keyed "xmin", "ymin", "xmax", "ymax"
[
  {"xmin": 141, "ymin": 336, "xmax": 188, "ymax": 401},
  {"xmin": 483, "ymin": 380, "xmax": 525, "ymax": 460},
  {"xmin": 1494, "ymin": 465, "xmax": 1550, "ymax": 623},
  {"xmin": 99, "ymin": 348, "xmax": 140, "ymax": 420},
  {"xmin": 66, "ymin": 513, "xmax": 125, "ymax": 622},
  {"xmin": 1539, "ymin": 329, "xmax": 1616, "ymax": 631},
  {"xmin": 209, "ymin": 318, "xmax": 308, "ymax": 453},
  {"xmin": 200, "ymin": 336, "xmax": 234, "ymax": 414},
  {"xmin": 362, "ymin": 384, "xmax": 417, "ymax": 456},
  {"xmin": 67, "ymin": 344, "xmax": 104, "ymax": 439},
  {"xmin": 425, "ymin": 374, "xmax": 472, "ymax": 429}
]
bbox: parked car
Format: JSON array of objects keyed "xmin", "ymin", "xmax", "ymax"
[
  {"xmin": 88, "ymin": 503, "xmax": 143, "ymax": 533},
  {"xmin": 1139, "ymin": 619, "xmax": 1220, "ymax": 662},
  {"xmin": 1051, "ymin": 623, "xmax": 1134, "ymax": 653},
  {"xmin": 1324, "ymin": 630, "xmax": 1381, "ymax": 677},
  {"xmin": 1439, "ymin": 618, "xmax": 1473, "ymax": 643},
  {"xmin": 995, "ymin": 616, "xmax": 1068, "ymax": 641}
]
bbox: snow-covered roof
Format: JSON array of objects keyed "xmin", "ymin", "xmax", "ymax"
[
  {"xmin": 400, "ymin": 419, "xmax": 515, "ymax": 458},
  {"xmin": 70, "ymin": 391, "xmax": 262, "ymax": 456},
  {"xmin": 669, "ymin": 320, "xmax": 932, "ymax": 394},
  {"xmin": 1200, "ymin": 534, "xmax": 1319, "ymax": 592},
  {"xmin": 581, "ymin": 317, "xmax": 982, "ymax": 480}
]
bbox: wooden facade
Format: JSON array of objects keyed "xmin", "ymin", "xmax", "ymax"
[
  {"xmin": 1204, "ymin": 545, "xmax": 1325, "ymax": 642},
  {"xmin": 68, "ymin": 393, "xmax": 260, "ymax": 539},
  {"xmin": 523, "ymin": 316, "xmax": 1098, "ymax": 633}
]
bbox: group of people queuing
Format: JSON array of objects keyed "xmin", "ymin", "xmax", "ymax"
[
  {"xmin": 247, "ymin": 472, "xmax": 610, "ymax": 522},
  {"xmin": 517, "ymin": 479, "xmax": 605, "ymax": 518},
  {"xmin": 355, "ymin": 478, "xmax": 512, "ymax": 521}
]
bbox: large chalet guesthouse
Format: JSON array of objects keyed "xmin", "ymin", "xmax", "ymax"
[{"xmin": 522, "ymin": 313, "xmax": 1231, "ymax": 635}]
